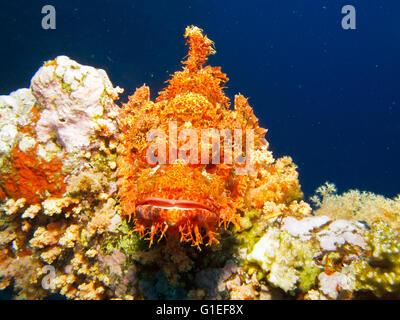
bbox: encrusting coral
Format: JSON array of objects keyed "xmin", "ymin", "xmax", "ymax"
[
  {"xmin": 349, "ymin": 221, "xmax": 400, "ymax": 296},
  {"xmin": 0, "ymin": 27, "xmax": 399, "ymax": 300}
]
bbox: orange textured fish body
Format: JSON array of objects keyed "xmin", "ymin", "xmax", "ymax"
[{"xmin": 117, "ymin": 26, "xmax": 267, "ymax": 248}]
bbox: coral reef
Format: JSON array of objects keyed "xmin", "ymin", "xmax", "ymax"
[
  {"xmin": 0, "ymin": 27, "xmax": 399, "ymax": 300},
  {"xmin": 311, "ymin": 182, "xmax": 400, "ymax": 232},
  {"xmin": 0, "ymin": 56, "xmax": 125, "ymax": 299}
]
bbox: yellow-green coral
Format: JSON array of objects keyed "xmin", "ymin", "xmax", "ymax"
[
  {"xmin": 102, "ymin": 220, "xmax": 144, "ymax": 257},
  {"xmin": 349, "ymin": 221, "xmax": 400, "ymax": 296}
]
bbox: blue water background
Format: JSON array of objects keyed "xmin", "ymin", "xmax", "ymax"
[{"xmin": 0, "ymin": 0, "xmax": 399, "ymax": 199}]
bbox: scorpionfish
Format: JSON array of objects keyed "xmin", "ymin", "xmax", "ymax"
[{"xmin": 117, "ymin": 26, "xmax": 273, "ymax": 248}]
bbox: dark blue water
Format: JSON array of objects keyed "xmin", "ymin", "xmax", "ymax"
[{"xmin": 0, "ymin": 0, "xmax": 399, "ymax": 199}]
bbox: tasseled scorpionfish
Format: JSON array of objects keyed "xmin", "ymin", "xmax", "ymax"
[{"xmin": 117, "ymin": 26, "xmax": 302, "ymax": 248}]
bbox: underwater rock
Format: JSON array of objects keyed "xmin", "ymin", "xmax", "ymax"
[
  {"xmin": 0, "ymin": 55, "xmax": 125, "ymax": 299},
  {"xmin": 31, "ymin": 55, "xmax": 122, "ymax": 153}
]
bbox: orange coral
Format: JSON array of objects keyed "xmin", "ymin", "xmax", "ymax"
[
  {"xmin": 245, "ymin": 156, "xmax": 303, "ymax": 208},
  {"xmin": 0, "ymin": 186, "xmax": 5, "ymax": 201},
  {"xmin": 0, "ymin": 99, "xmax": 66, "ymax": 205},
  {"xmin": 29, "ymin": 222, "xmax": 65, "ymax": 249},
  {"xmin": 2, "ymin": 145, "xmax": 66, "ymax": 205}
]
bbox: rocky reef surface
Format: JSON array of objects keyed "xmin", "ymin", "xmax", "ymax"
[{"xmin": 0, "ymin": 49, "xmax": 399, "ymax": 299}]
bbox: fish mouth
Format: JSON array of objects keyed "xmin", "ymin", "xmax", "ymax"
[
  {"xmin": 135, "ymin": 197, "xmax": 217, "ymax": 226},
  {"xmin": 137, "ymin": 198, "xmax": 213, "ymax": 211}
]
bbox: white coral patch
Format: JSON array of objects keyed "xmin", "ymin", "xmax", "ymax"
[
  {"xmin": 247, "ymin": 228, "xmax": 280, "ymax": 270},
  {"xmin": 31, "ymin": 55, "xmax": 122, "ymax": 153},
  {"xmin": 318, "ymin": 272, "xmax": 351, "ymax": 299},
  {"xmin": 247, "ymin": 228, "xmax": 300, "ymax": 291},
  {"xmin": 317, "ymin": 219, "xmax": 367, "ymax": 251},
  {"xmin": 18, "ymin": 135, "xmax": 37, "ymax": 152},
  {"xmin": 0, "ymin": 124, "xmax": 18, "ymax": 154},
  {"xmin": 268, "ymin": 264, "xmax": 298, "ymax": 292},
  {"xmin": 0, "ymin": 88, "xmax": 36, "ymax": 168},
  {"xmin": 281, "ymin": 216, "xmax": 331, "ymax": 239}
]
